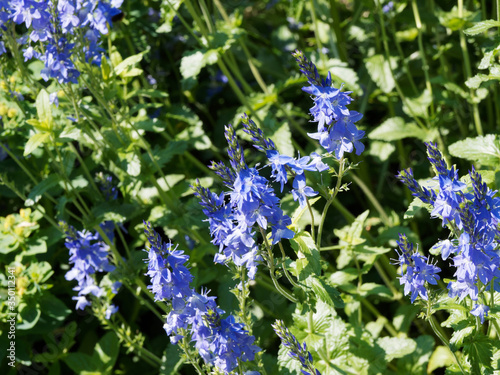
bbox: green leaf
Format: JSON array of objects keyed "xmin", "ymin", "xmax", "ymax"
[
  {"xmin": 364, "ymin": 54, "xmax": 395, "ymax": 93},
  {"xmin": 36, "ymin": 89, "xmax": 53, "ymax": 126},
  {"xmin": 63, "ymin": 353, "xmax": 97, "ymax": 373},
  {"xmin": 377, "ymin": 337, "xmax": 417, "ymax": 361},
  {"xmin": 464, "ymin": 20, "xmax": 500, "ymax": 35},
  {"xmin": 428, "ymin": 346, "xmax": 456, "ymax": 374},
  {"xmin": 397, "ymin": 335, "xmax": 434, "ymax": 375},
  {"xmin": 114, "ymin": 52, "xmax": 145, "ymax": 76},
  {"xmin": 126, "ymin": 153, "xmax": 141, "ymax": 177},
  {"xmin": 24, "ymin": 132, "xmax": 50, "ymax": 156},
  {"xmin": 17, "ymin": 302, "xmax": 41, "ymax": 330},
  {"xmin": 160, "ymin": 344, "xmax": 184, "ymax": 375},
  {"xmin": 25, "ymin": 174, "xmax": 59, "ymax": 206},
  {"xmin": 405, "ymin": 197, "xmax": 433, "ymax": 219},
  {"xmin": 94, "ymin": 332, "xmax": 119, "ymax": 372},
  {"xmin": 290, "ymin": 231, "xmax": 321, "ymax": 278},
  {"xmin": 448, "ymin": 134, "xmax": 500, "ymax": 166},
  {"xmin": 464, "ymin": 335, "xmax": 494, "ymax": 375},
  {"xmin": 450, "ymin": 326, "xmax": 475, "ymax": 349},
  {"xmin": 368, "ymin": 117, "xmax": 428, "ymax": 141},
  {"xmin": 402, "ymin": 89, "xmax": 434, "ymax": 120},
  {"xmin": 24, "ymin": 237, "xmax": 47, "ymax": 256},
  {"xmin": 305, "ymin": 276, "xmax": 343, "ymax": 308},
  {"xmin": 180, "ymin": 50, "xmax": 205, "ymax": 79}
]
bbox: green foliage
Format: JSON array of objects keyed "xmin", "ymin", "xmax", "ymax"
[{"xmin": 2, "ymin": 0, "xmax": 500, "ymax": 373}]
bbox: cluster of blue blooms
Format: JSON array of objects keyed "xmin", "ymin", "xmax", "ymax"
[
  {"xmin": 397, "ymin": 142, "xmax": 500, "ymax": 323},
  {"xmin": 395, "ymin": 233, "xmax": 441, "ymax": 303},
  {"xmin": 272, "ymin": 319, "xmax": 321, "ymax": 375},
  {"xmin": 193, "ymin": 122, "xmax": 300, "ymax": 279},
  {"xmin": 292, "ymin": 50, "xmax": 365, "ymax": 159},
  {"xmin": 143, "ymin": 221, "xmax": 260, "ymax": 374},
  {"xmin": 0, "ymin": 0, "xmax": 122, "ymax": 84},
  {"xmin": 64, "ymin": 221, "xmax": 120, "ymax": 318}
]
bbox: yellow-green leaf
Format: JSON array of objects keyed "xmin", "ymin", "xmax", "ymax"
[{"xmin": 24, "ymin": 132, "xmax": 50, "ymax": 156}]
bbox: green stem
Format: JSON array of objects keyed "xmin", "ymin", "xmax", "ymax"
[
  {"xmin": 259, "ymin": 226, "xmax": 298, "ymax": 303},
  {"xmin": 349, "ymin": 172, "xmax": 390, "ymax": 225},
  {"xmin": 458, "ymin": 0, "xmax": 483, "ymax": 136},
  {"xmin": 278, "ymin": 242, "xmax": 301, "ymax": 289},
  {"xmin": 411, "ymin": 0, "xmax": 435, "ymax": 118},
  {"xmin": 317, "ymin": 157, "xmax": 345, "ymax": 249},
  {"xmin": 306, "ymin": 197, "xmax": 316, "ymax": 240}
]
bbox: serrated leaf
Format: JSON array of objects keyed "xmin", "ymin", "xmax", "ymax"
[
  {"xmin": 450, "ymin": 326, "xmax": 475, "ymax": 349},
  {"xmin": 365, "ymin": 54, "xmax": 395, "ymax": 93},
  {"xmin": 448, "ymin": 134, "xmax": 500, "ymax": 166},
  {"xmin": 402, "ymin": 89, "xmax": 434, "ymax": 120},
  {"xmin": 290, "ymin": 231, "xmax": 321, "ymax": 279},
  {"xmin": 464, "ymin": 20, "xmax": 500, "ymax": 36},
  {"xmin": 397, "ymin": 335, "xmax": 434, "ymax": 375},
  {"xmin": 180, "ymin": 50, "xmax": 205, "ymax": 79},
  {"xmin": 369, "ymin": 117, "xmax": 428, "ymax": 141},
  {"xmin": 305, "ymin": 276, "xmax": 343, "ymax": 308},
  {"xmin": 405, "ymin": 197, "xmax": 433, "ymax": 219},
  {"xmin": 464, "ymin": 336, "xmax": 494, "ymax": 375},
  {"xmin": 24, "ymin": 132, "xmax": 51, "ymax": 156}
]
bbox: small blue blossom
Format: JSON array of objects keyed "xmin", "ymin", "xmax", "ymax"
[
  {"xmin": 395, "ymin": 234, "xmax": 441, "ymax": 303},
  {"xmin": 291, "ymin": 174, "xmax": 318, "ymax": 208},
  {"xmin": 470, "ymin": 303, "xmax": 490, "ymax": 324}
]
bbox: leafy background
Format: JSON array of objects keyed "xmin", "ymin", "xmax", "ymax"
[{"xmin": 1, "ymin": 0, "xmax": 500, "ymax": 374}]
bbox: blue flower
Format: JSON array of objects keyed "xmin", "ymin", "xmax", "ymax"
[
  {"xmin": 395, "ymin": 234, "xmax": 441, "ymax": 303},
  {"xmin": 272, "ymin": 319, "xmax": 322, "ymax": 375},
  {"xmin": 291, "ymin": 174, "xmax": 318, "ymax": 208},
  {"xmin": 470, "ymin": 303, "xmax": 490, "ymax": 324},
  {"xmin": 143, "ymin": 225, "xmax": 261, "ymax": 373},
  {"xmin": 64, "ymin": 221, "xmax": 119, "ymax": 316},
  {"xmin": 292, "ymin": 50, "xmax": 364, "ymax": 159},
  {"xmin": 143, "ymin": 221, "xmax": 193, "ymax": 303}
]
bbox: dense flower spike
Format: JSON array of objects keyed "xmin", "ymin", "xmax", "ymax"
[
  {"xmin": 64, "ymin": 221, "xmax": 120, "ymax": 315},
  {"xmin": 395, "ymin": 234, "xmax": 441, "ymax": 303},
  {"xmin": 143, "ymin": 221, "xmax": 193, "ymax": 304},
  {"xmin": 0, "ymin": 0, "xmax": 122, "ymax": 84},
  {"xmin": 292, "ymin": 50, "xmax": 365, "ymax": 159},
  {"xmin": 195, "ymin": 122, "xmax": 297, "ymax": 279},
  {"xmin": 397, "ymin": 143, "xmax": 500, "ymax": 322},
  {"xmin": 272, "ymin": 319, "xmax": 321, "ymax": 375},
  {"xmin": 143, "ymin": 223, "xmax": 260, "ymax": 374}
]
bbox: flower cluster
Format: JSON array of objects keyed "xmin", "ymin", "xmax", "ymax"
[
  {"xmin": 0, "ymin": 0, "xmax": 122, "ymax": 84},
  {"xmin": 292, "ymin": 50, "xmax": 365, "ymax": 159},
  {"xmin": 64, "ymin": 221, "xmax": 120, "ymax": 317},
  {"xmin": 395, "ymin": 234, "xmax": 441, "ymax": 303},
  {"xmin": 241, "ymin": 114, "xmax": 328, "ymax": 204},
  {"xmin": 193, "ymin": 123, "xmax": 296, "ymax": 279},
  {"xmin": 143, "ymin": 222, "xmax": 260, "ymax": 374},
  {"xmin": 397, "ymin": 142, "xmax": 500, "ymax": 323},
  {"xmin": 272, "ymin": 319, "xmax": 321, "ymax": 375}
]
